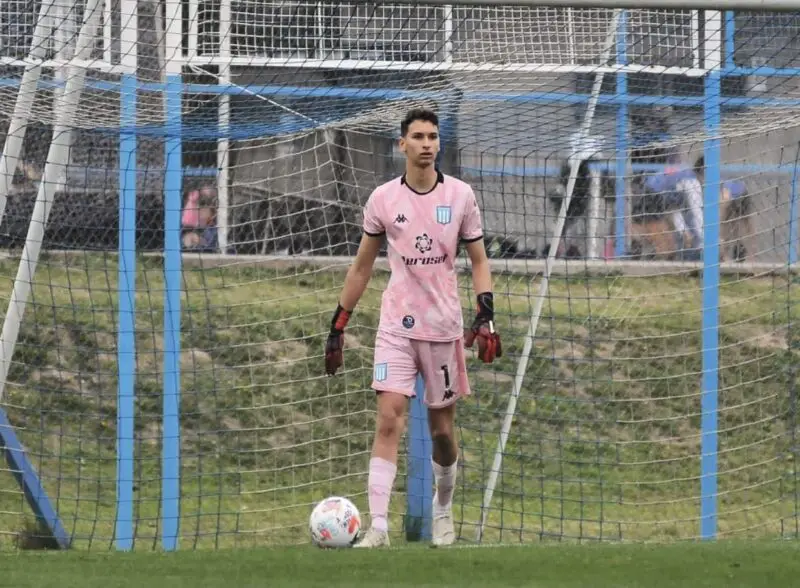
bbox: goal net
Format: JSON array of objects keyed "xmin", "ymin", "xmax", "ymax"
[{"xmin": 0, "ymin": 0, "xmax": 797, "ymax": 549}]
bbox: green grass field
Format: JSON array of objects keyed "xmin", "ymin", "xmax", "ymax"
[
  {"xmin": 0, "ymin": 252, "xmax": 796, "ymax": 552},
  {"xmin": 2, "ymin": 541, "xmax": 800, "ymax": 587}
]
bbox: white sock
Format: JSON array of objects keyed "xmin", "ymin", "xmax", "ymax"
[
  {"xmin": 368, "ymin": 457, "xmax": 396, "ymax": 533},
  {"xmin": 432, "ymin": 457, "xmax": 457, "ymax": 514}
]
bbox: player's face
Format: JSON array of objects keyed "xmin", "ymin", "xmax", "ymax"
[{"xmin": 399, "ymin": 120, "xmax": 440, "ymax": 168}]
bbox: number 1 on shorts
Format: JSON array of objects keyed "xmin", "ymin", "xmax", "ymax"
[{"xmin": 441, "ymin": 365, "xmax": 454, "ymax": 401}]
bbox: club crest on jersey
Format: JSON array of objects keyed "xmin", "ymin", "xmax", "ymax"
[
  {"xmin": 436, "ymin": 206, "xmax": 452, "ymax": 225},
  {"xmin": 374, "ymin": 363, "xmax": 388, "ymax": 382}
]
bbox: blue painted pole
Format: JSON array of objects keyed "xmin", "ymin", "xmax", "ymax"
[
  {"xmin": 162, "ymin": 73, "xmax": 183, "ymax": 551},
  {"xmin": 405, "ymin": 374, "xmax": 433, "ymax": 541},
  {"xmin": 724, "ymin": 12, "xmax": 736, "ymax": 71},
  {"xmin": 615, "ymin": 10, "xmax": 628, "ymax": 258},
  {"xmin": 116, "ymin": 72, "xmax": 137, "ymax": 552},
  {"xmin": 700, "ymin": 67, "xmax": 721, "ymax": 541},
  {"xmin": 10, "ymin": 75, "xmax": 800, "ymax": 102}
]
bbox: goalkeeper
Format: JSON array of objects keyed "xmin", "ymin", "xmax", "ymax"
[{"xmin": 324, "ymin": 107, "xmax": 501, "ymax": 549}]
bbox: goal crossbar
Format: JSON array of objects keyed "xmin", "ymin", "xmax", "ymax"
[{"xmin": 342, "ymin": 0, "xmax": 800, "ymax": 10}]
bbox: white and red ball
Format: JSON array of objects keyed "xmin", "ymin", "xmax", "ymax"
[{"xmin": 309, "ymin": 496, "xmax": 361, "ymax": 548}]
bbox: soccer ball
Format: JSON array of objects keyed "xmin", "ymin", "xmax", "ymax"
[{"xmin": 309, "ymin": 496, "xmax": 361, "ymax": 548}]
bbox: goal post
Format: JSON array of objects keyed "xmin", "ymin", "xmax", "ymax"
[
  {"xmin": 162, "ymin": 0, "xmax": 185, "ymax": 552},
  {"xmin": 116, "ymin": 0, "xmax": 138, "ymax": 553},
  {"xmin": 410, "ymin": 0, "xmax": 800, "ymax": 9},
  {"xmin": 701, "ymin": 8, "xmax": 723, "ymax": 541}
]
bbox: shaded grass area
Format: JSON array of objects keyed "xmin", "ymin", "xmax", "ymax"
[{"xmin": 0, "ymin": 252, "xmax": 796, "ymax": 549}]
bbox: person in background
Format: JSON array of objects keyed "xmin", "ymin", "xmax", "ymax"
[
  {"xmin": 182, "ymin": 186, "xmax": 218, "ymax": 252},
  {"xmin": 693, "ymin": 156, "xmax": 753, "ymax": 263},
  {"xmin": 642, "ymin": 155, "xmax": 704, "ymax": 261},
  {"xmin": 546, "ymin": 157, "xmax": 614, "ymax": 259}
]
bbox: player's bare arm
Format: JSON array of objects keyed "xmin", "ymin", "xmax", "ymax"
[
  {"xmin": 339, "ymin": 233, "xmax": 383, "ymax": 312},
  {"xmin": 463, "ymin": 238, "xmax": 502, "ymax": 363},
  {"xmin": 464, "ymin": 237, "xmax": 492, "ymax": 295},
  {"xmin": 324, "ymin": 233, "xmax": 383, "ymax": 376}
]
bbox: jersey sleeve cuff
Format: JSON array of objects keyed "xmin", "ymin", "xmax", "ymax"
[
  {"xmin": 363, "ymin": 229, "xmax": 385, "ymax": 237},
  {"xmin": 460, "ymin": 234, "xmax": 483, "ymax": 243}
]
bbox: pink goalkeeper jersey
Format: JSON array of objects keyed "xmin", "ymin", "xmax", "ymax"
[{"xmin": 363, "ymin": 170, "xmax": 484, "ymax": 342}]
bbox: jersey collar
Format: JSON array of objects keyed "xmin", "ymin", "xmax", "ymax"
[{"xmin": 401, "ymin": 169, "xmax": 444, "ymax": 195}]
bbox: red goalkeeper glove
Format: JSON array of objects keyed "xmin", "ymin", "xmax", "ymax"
[
  {"xmin": 464, "ymin": 292, "xmax": 502, "ymax": 363},
  {"xmin": 325, "ymin": 304, "xmax": 351, "ymax": 376}
]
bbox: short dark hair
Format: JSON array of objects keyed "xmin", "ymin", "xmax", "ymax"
[
  {"xmin": 694, "ymin": 155, "xmax": 705, "ymax": 175},
  {"xmin": 400, "ymin": 107, "xmax": 439, "ymax": 136}
]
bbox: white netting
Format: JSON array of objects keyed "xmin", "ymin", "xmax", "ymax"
[{"xmin": 193, "ymin": 4, "xmax": 699, "ymax": 67}]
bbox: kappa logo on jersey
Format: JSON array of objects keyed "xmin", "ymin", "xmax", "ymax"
[
  {"xmin": 394, "ymin": 214, "xmax": 408, "ymax": 224},
  {"xmin": 436, "ymin": 205, "xmax": 452, "ymax": 225},
  {"xmin": 374, "ymin": 363, "xmax": 388, "ymax": 382},
  {"xmin": 415, "ymin": 234, "xmax": 433, "ymax": 253}
]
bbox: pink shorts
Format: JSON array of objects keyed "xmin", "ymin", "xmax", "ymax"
[{"xmin": 371, "ymin": 330, "xmax": 471, "ymax": 409}]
